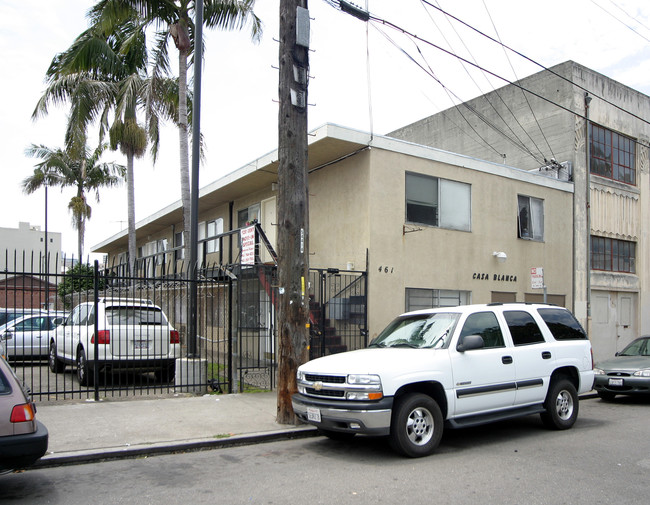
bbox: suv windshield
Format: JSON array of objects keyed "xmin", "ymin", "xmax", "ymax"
[{"xmin": 369, "ymin": 312, "xmax": 460, "ymax": 349}]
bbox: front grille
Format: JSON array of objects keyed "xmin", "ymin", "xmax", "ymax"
[
  {"xmin": 306, "ymin": 388, "xmax": 345, "ymax": 398},
  {"xmin": 607, "ymin": 372, "xmax": 631, "ymax": 377},
  {"xmin": 305, "ymin": 374, "xmax": 346, "ymax": 384}
]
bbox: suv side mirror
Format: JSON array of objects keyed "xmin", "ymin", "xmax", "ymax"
[{"xmin": 457, "ymin": 334, "xmax": 484, "ymax": 352}]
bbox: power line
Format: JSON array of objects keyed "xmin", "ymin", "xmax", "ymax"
[
  {"xmin": 591, "ymin": 0, "xmax": 650, "ymax": 43},
  {"xmin": 325, "ymin": 0, "xmax": 650, "ymax": 151},
  {"xmin": 478, "ymin": 0, "xmax": 556, "ymax": 161},
  {"xmin": 419, "ymin": 0, "xmax": 549, "ymax": 164},
  {"xmin": 420, "ymin": 1, "xmax": 650, "ymax": 131}
]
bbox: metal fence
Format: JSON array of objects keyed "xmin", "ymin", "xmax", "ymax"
[{"xmin": 1, "ymin": 250, "xmax": 367, "ymax": 402}]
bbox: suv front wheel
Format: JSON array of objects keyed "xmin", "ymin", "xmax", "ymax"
[
  {"xmin": 48, "ymin": 341, "xmax": 65, "ymax": 373},
  {"xmin": 541, "ymin": 379, "xmax": 579, "ymax": 430},
  {"xmin": 390, "ymin": 393, "xmax": 443, "ymax": 457}
]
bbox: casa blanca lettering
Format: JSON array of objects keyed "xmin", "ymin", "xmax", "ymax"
[{"xmin": 473, "ymin": 272, "xmax": 518, "ymax": 282}]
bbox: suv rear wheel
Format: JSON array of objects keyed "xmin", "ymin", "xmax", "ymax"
[
  {"xmin": 541, "ymin": 379, "xmax": 578, "ymax": 429},
  {"xmin": 390, "ymin": 393, "xmax": 443, "ymax": 457}
]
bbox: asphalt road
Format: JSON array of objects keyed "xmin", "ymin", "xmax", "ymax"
[{"xmin": 2, "ymin": 396, "xmax": 649, "ymax": 504}]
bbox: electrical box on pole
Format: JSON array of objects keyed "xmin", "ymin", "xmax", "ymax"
[{"xmin": 276, "ymin": 0, "xmax": 311, "ymax": 424}]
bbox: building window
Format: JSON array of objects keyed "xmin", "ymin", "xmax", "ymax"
[
  {"xmin": 405, "ymin": 173, "xmax": 471, "ymax": 231},
  {"xmin": 589, "ymin": 123, "xmax": 636, "ymax": 185},
  {"xmin": 591, "ymin": 236, "xmax": 636, "ymax": 273},
  {"xmin": 406, "ymin": 288, "xmax": 470, "ymax": 312},
  {"xmin": 238, "ymin": 204, "xmax": 261, "ymax": 228},
  {"xmin": 206, "ymin": 218, "xmax": 224, "ymax": 254},
  {"xmin": 174, "ymin": 231, "xmax": 184, "ymax": 261},
  {"xmin": 517, "ymin": 195, "xmax": 544, "ymax": 241}
]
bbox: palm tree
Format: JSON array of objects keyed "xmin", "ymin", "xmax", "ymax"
[
  {"xmin": 33, "ymin": 10, "xmax": 179, "ymax": 274},
  {"xmin": 95, "ymin": 0, "xmax": 262, "ymax": 259},
  {"xmin": 23, "ymin": 138, "xmax": 125, "ymax": 261}
]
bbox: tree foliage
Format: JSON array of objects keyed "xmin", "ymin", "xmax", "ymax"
[{"xmin": 57, "ymin": 263, "xmax": 106, "ymax": 305}]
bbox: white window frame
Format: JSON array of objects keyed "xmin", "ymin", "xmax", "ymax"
[
  {"xmin": 405, "ymin": 288, "xmax": 471, "ymax": 312},
  {"xmin": 206, "ymin": 218, "xmax": 224, "ymax": 254},
  {"xmin": 406, "ymin": 172, "xmax": 471, "ymax": 231}
]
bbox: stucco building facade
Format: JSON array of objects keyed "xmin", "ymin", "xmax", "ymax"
[
  {"xmin": 390, "ymin": 61, "xmax": 650, "ymax": 361},
  {"xmin": 94, "ymin": 124, "xmax": 575, "ymax": 346}
]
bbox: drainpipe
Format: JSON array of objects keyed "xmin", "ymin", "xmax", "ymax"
[{"xmin": 585, "ymin": 92, "xmax": 592, "ymax": 333}]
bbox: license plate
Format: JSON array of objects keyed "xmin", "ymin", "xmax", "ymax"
[
  {"xmin": 134, "ymin": 340, "xmax": 149, "ymax": 350},
  {"xmin": 608, "ymin": 378, "xmax": 623, "ymax": 387},
  {"xmin": 307, "ymin": 407, "xmax": 322, "ymax": 423}
]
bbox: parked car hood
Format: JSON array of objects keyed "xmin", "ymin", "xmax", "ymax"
[{"xmin": 597, "ymin": 355, "xmax": 650, "ymax": 371}]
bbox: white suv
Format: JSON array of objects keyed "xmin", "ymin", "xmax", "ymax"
[
  {"xmin": 49, "ymin": 298, "xmax": 180, "ymax": 385},
  {"xmin": 293, "ymin": 303, "xmax": 595, "ymax": 457}
]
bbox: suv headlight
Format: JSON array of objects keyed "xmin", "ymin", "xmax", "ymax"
[
  {"xmin": 346, "ymin": 374, "xmax": 383, "ymax": 400},
  {"xmin": 347, "ymin": 374, "xmax": 381, "ymax": 385}
]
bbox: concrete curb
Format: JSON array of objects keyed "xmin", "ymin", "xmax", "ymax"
[{"xmin": 33, "ymin": 426, "xmax": 318, "ymax": 469}]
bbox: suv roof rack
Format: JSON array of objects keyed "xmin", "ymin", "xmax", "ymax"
[{"xmin": 98, "ymin": 297, "xmax": 155, "ymax": 306}]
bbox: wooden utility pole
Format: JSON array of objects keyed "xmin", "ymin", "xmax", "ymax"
[{"xmin": 276, "ymin": 0, "xmax": 310, "ymax": 424}]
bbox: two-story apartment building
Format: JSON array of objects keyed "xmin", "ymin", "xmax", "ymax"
[
  {"xmin": 93, "ymin": 123, "xmax": 575, "ymax": 351},
  {"xmin": 390, "ymin": 61, "xmax": 650, "ymax": 361}
]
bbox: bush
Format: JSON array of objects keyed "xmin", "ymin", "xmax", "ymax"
[{"xmin": 57, "ymin": 263, "xmax": 106, "ymax": 306}]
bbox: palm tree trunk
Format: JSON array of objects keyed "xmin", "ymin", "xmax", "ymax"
[
  {"xmin": 77, "ymin": 215, "xmax": 84, "ymax": 263},
  {"xmin": 178, "ymin": 46, "xmax": 191, "ymax": 264},
  {"xmin": 126, "ymin": 152, "xmax": 137, "ymax": 276}
]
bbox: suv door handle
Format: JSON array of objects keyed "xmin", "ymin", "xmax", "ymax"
[
  {"xmin": 542, "ymin": 351, "xmax": 552, "ymax": 360},
  {"xmin": 502, "ymin": 356, "xmax": 513, "ymax": 364}
]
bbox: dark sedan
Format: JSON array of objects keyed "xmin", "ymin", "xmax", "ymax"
[{"xmin": 594, "ymin": 336, "xmax": 650, "ymax": 401}]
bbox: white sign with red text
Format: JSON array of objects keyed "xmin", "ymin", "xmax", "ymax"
[{"xmin": 241, "ymin": 226, "xmax": 256, "ymax": 265}]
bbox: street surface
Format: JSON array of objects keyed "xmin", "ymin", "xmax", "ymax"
[{"xmin": 2, "ymin": 396, "xmax": 649, "ymax": 504}]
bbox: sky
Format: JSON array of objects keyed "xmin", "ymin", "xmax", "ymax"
[{"xmin": 1, "ymin": 0, "xmax": 649, "ymax": 260}]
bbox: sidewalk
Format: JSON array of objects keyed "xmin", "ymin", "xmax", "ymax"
[{"xmin": 33, "ymin": 392, "xmax": 317, "ymax": 468}]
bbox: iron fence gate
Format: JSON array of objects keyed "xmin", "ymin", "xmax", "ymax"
[
  {"xmin": 308, "ymin": 268, "xmax": 368, "ymax": 360},
  {"xmin": 1, "ymin": 251, "xmax": 367, "ymax": 401}
]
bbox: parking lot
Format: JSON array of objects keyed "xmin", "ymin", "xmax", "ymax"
[{"xmin": 8, "ymin": 359, "xmax": 174, "ymax": 401}]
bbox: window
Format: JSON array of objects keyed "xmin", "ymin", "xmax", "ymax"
[
  {"xmin": 405, "ymin": 173, "xmax": 471, "ymax": 231},
  {"xmin": 590, "ymin": 123, "xmax": 636, "ymax": 185},
  {"xmin": 174, "ymin": 231, "xmax": 184, "ymax": 261},
  {"xmin": 503, "ymin": 311, "xmax": 545, "ymax": 345},
  {"xmin": 591, "ymin": 236, "xmax": 636, "ymax": 273},
  {"xmin": 518, "ymin": 195, "xmax": 544, "ymax": 241},
  {"xmin": 106, "ymin": 307, "xmax": 166, "ymax": 326},
  {"xmin": 459, "ymin": 312, "xmax": 504, "ymax": 348},
  {"xmin": 206, "ymin": 219, "xmax": 224, "ymax": 254},
  {"xmin": 71, "ymin": 305, "xmax": 93, "ymax": 326},
  {"xmin": 537, "ymin": 308, "xmax": 587, "ymax": 340},
  {"xmin": 238, "ymin": 204, "xmax": 260, "ymax": 228},
  {"xmin": 405, "ymin": 288, "xmax": 470, "ymax": 312}
]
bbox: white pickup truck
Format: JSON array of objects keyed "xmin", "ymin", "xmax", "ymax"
[{"xmin": 292, "ymin": 303, "xmax": 595, "ymax": 457}]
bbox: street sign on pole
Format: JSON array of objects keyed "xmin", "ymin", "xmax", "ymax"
[{"xmin": 531, "ymin": 267, "xmax": 544, "ymax": 289}]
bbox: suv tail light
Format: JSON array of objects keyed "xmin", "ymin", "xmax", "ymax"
[
  {"xmin": 11, "ymin": 403, "xmax": 36, "ymax": 423},
  {"xmin": 91, "ymin": 330, "xmax": 110, "ymax": 344},
  {"xmin": 170, "ymin": 330, "xmax": 180, "ymax": 344}
]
